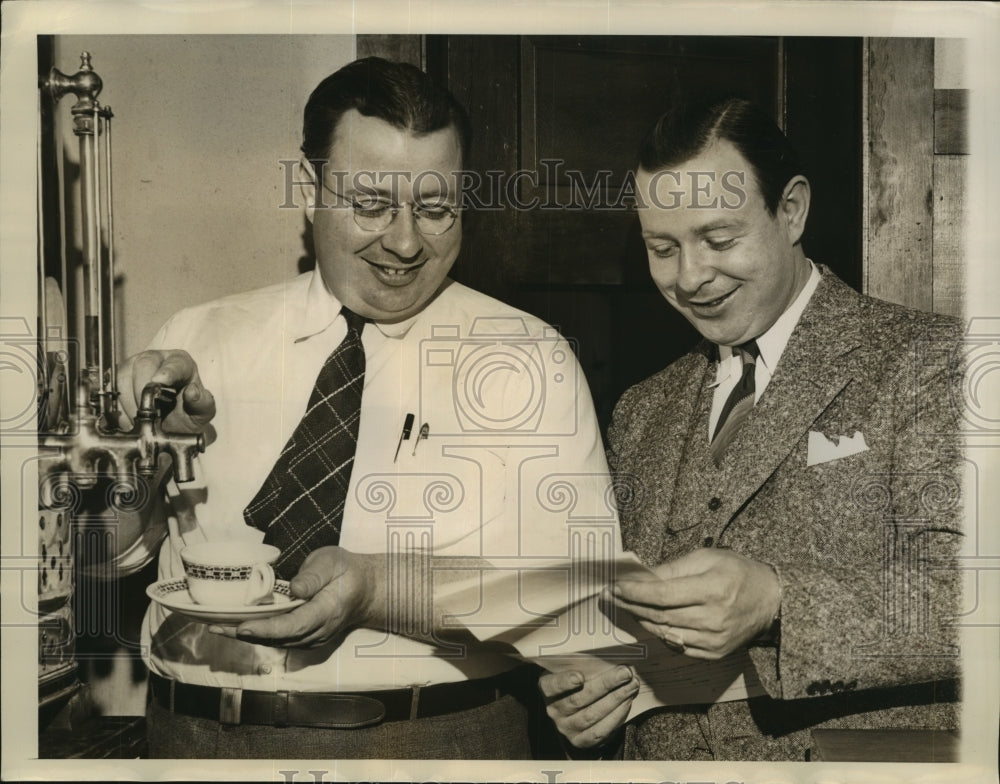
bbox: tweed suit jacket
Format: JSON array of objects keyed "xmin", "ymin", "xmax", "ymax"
[{"xmin": 607, "ymin": 266, "xmax": 963, "ymax": 761}]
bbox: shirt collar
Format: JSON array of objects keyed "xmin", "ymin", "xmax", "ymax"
[
  {"xmin": 711, "ymin": 260, "xmax": 821, "ymax": 386},
  {"xmin": 293, "ymin": 266, "xmax": 447, "ymax": 342},
  {"xmin": 294, "ymin": 267, "xmax": 343, "ymax": 342}
]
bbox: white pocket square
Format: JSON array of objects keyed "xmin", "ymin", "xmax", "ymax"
[{"xmin": 807, "ymin": 430, "xmax": 870, "ymax": 466}]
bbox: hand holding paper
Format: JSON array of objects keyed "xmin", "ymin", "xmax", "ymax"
[
  {"xmin": 435, "ymin": 552, "xmax": 768, "ymax": 726},
  {"xmin": 611, "ymin": 547, "xmax": 782, "ymax": 660}
]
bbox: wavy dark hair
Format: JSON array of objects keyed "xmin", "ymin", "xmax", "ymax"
[
  {"xmin": 301, "ymin": 56, "xmax": 471, "ymax": 167},
  {"xmin": 638, "ymin": 97, "xmax": 802, "ymax": 215}
]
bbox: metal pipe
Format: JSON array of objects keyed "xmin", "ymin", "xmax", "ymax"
[
  {"xmin": 39, "ymin": 52, "xmax": 205, "ymax": 494},
  {"xmin": 37, "ymin": 86, "xmax": 50, "ymax": 376},
  {"xmin": 45, "ymin": 52, "xmax": 105, "ymax": 411},
  {"xmin": 103, "ymin": 108, "xmax": 118, "ymax": 418}
]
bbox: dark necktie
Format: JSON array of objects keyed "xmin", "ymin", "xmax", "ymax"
[
  {"xmin": 710, "ymin": 340, "xmax": 759, "ymax": 466},
  {"xmin": 244, "ymin": 308, "xmax": 366, "ymax": 580}
]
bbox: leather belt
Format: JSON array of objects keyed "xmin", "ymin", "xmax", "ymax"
[{"xmin": 148, "ymin": 669, "xmax": 527, "ymax": 729}]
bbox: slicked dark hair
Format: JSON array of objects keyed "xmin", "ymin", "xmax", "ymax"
[
  {"xmin": 301, "ymin": 56, "xmax": 471, "ymax": 166},
  {"xmin": 638, "ymin": 97, "xmax": 802, "ymax": 215}
]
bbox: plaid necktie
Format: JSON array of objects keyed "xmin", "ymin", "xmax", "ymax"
[
  {"xmin": 244, "ymin": 308, "xmax": 366, "ymax": 580},
  {"xmin": 710, "ymin": 340, "xmax": 759, "ymax": 466}
]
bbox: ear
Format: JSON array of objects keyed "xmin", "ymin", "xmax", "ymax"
[
  {"xmin": 298, "ymin": 157, "xmax": 318, "ymax": 224},
  {"xmin": 778, "ymin": 175, "xmax": 810, "ymax": 245}
]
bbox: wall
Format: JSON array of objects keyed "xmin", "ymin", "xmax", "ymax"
[
  {"xmin": 865, "ymin": 38, "xmax": 967, "ymax": 316},
  {"xmin": 54, "ymin": 35, "xmax": 356, "ymax": 356},
  {"xmin": 931, "ymin": 38, "xmax": 969, "ymax": 317}
]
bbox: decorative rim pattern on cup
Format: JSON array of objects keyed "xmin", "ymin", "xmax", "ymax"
[
  {"xmin": 155, "ymin": 579, "xmax": 292, "ymax": 598},
  {"xmin": 183, "ymin": 564, "xmax": 258, "ymax": 581}
]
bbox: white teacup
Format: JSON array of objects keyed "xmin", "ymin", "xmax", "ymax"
[{"xmin": 180, "ymin": 541, "xmax": 279, "ymax": 606}]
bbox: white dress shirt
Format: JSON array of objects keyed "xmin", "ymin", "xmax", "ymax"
[
  {"xmin": 708, "ymin": 261, "xmax": 822, "ymax": 438},
  {"xmin": 139, "ymin": 268, "xmax": 618, "ymax": 690}
]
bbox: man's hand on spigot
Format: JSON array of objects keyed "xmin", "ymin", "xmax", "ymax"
[{"xmin": 117, "ymin": 349, "xmax": 216, "ymax": 437}]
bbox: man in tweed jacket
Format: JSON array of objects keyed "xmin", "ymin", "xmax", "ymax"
[{"xmin": 540, "ymin": 98, "xmax": 963, "ymax": 760}]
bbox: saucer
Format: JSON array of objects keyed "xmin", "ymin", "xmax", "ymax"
[{"xmin": 146, "ymin": 578, "xmax": 305, "ymax": 625}]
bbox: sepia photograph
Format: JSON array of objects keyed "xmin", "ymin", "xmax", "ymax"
[{"xmin": 1, "ymin": 2, "xmax": 998, "ymax": 782}]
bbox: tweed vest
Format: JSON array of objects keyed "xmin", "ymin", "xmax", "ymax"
[
  {"xmin": 629, "ymin": 354, "xmax": 755, "ymax": 760},
  {"xmin": 657, "ymin": 357, "xmax": 747, "ymax": 562}
]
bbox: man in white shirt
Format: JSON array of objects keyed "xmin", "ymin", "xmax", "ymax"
[
  {"xmin": 541, "ymin": 97, "xmax": 962, "ymax": 760},
  {"xmin": 119, "ymin": 57, "xmax": 616, "ymax": 759}
]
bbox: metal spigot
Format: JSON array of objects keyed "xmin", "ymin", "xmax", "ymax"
[
  {"xmin": 133, "ymin": 383, "xmax": 205, "ymax": 482},
  {"xmin": 40, "ymin": 378, "xmax": 206, "ymax": 496}
]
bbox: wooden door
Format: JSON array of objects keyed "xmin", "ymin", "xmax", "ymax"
[{"xmin": 430, "ymin": 35, "xmax": 862, "ymax": 429}]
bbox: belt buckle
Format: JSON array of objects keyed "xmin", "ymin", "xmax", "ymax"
[
  {"xmin": 219, "ymin": 687, "xmax": 243, "ymax": 724},
  {"xmin": 314, "ymin": 694, "xmax": 387, "ymax": 728}
]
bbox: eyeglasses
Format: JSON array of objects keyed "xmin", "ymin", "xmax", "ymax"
[{"xmin": 320, "ymin": 182, "xmax": 459, "ymax": 236}]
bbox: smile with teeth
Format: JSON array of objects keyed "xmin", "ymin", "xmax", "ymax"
[
  {"xmin": 690, "ymin": 288, "xmax": 737, "ymax": 308},
  {"xmin": 367, "ymin": 259, "xmax": 425, "ymax": 276}
]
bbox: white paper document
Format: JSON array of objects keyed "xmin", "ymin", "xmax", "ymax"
[{"xmin": 435, "ymin": 553, "xmax": 766, "ymax": 720}]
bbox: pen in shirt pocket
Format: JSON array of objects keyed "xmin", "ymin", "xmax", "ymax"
[
  {"xmin": 394, "ymin": 413, "xmax": 415, "ymax": 463},
  {"xmin": 412, "ymin": 422, "xmax": 429, "ymax": 456}
]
